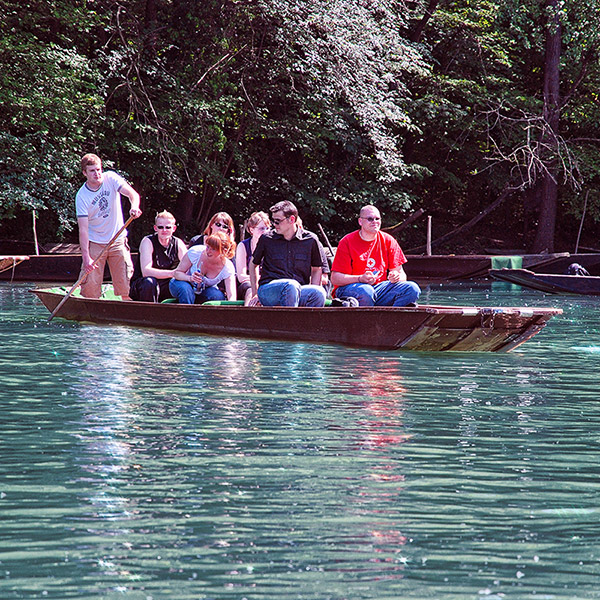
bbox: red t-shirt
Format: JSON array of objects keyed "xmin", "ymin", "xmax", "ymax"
[{"xmin": 331, "ymin": 230, "xmax": 406, "ymax": 296}]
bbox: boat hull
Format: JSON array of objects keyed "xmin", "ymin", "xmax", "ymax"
[
  {"xmin": 490, "ymin": 268, "xmax": 600, "ymax": 295},
  {"xmin": 32, "ymin": 288, "xmax": 562, "ymax": 352}
]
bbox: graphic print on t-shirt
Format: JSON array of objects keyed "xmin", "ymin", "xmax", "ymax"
[{"xmin": 92, "ymin": 189, "xmax": 110, "ymax": 219}]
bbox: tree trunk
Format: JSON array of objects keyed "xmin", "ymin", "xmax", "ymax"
[
  {"xmin": 175, "ymin": 189, "xmax": 197, "ymax": 228},
  {"xmin": 144, "ymin": 0, "xmax": 158, "ymax": 52},
  {"xmin": 532, "ymin": 0, "xmax": 562, "ymax": 253},
  {"xmin": 409, "ymin": 0, "xmax": 440, "ymax": 43}
]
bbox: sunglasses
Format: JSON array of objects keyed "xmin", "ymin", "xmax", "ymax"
[
  {"xmin": 362, "ymin": 216, "xmax": 381, "ymax": 222},
  {"xmin": 214, "ymin": 222, "xmax": 230, "ymax": 231},
  {"xmin": 156, "ymin": 225, "xmax": 173, "ymax": 230},
  {"xmin": 271, "ymin": 216, "xmax": 289, "ymax": 226}
]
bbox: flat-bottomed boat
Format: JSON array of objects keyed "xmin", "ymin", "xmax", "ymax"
[{"xmin": 32, "ymin": 286, "xmax": 562, "ymax": 353}]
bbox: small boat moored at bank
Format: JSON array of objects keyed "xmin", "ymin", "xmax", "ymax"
[
  {"xmin": 490, "ymin": 268, "xmax": 600, "ymax": 295},
  {"xmin": 32, "ymin": 286, "xmax": 562, "ymax": 353}
]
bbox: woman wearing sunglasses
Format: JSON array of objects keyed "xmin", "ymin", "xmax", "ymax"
[
  {"xmin": 188, "ymin": 212, "xmax": 236, "ymax": 247},
  {"xmin": 129, "ymin": 211, "xmax": 188, "ymax": 302},
  {"xmin": 170, "ymin": 231, "xmax": 237, "ymax": 304}
]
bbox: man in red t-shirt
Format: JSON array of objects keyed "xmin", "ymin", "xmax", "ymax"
[{"xmin": 331, "ymin": 205, "xmax": 420, "ymax": 306}]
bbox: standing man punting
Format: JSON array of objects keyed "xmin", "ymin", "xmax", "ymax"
[{"xmin": 75, "ymin": 153, "xmax": 142, "ymax": 299}]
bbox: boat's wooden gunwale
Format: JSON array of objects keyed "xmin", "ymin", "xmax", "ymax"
[{"xmin": 0, "ymin": 255, "xmax": 29, "ymax": 274}]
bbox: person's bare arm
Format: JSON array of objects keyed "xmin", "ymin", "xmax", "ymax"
[
  {"xmin": 249, "ymin": 261, "xmax": 260, "ymax": 296},
  {"xmin": 173, "ymin": 254, "xmax": 193, "ymax": 282},
  {"xmin": 330, "ymin": 270, "xmax": 376, "ymax": 286},
  {"xmin": 310, "ymin": 266, "xmax": 323, "ymax": 286},
  {"xmin": 235, "ymin": 243, "xmax": 250, "ymax": 284},
  {"xmin": 224, "ymin": 274, "xmax": 237, "ymax": 301},
  {"xmin": 120, "ymin": 182, "xmax": 142, "ymax": 218},
  {"xmin": 176, "ymin": 238, "xmax": 188, "ymax": 261},
  {"xmin": 77, "ymin": 216, "xmax": 95, "ymax": 273},
  {"xmin": 388, "ymin": 265, "xmax": 407, "ymax": 283}
]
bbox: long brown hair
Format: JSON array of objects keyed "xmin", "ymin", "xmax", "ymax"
[{"xmin": 205, "ymin": 231, "xmax": 236, "ymax": 260}]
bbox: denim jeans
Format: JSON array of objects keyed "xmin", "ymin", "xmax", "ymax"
[
  {"xmin": 335, "ymin": 280, "xmax": 420, "ymax": 307},
  {"xmin": 257, "ymin": 279, "xmax": 326, "ymax": 307},
  {"xmin": 168, "ymin": 279, "xmax": 226, "ymax": 304}
]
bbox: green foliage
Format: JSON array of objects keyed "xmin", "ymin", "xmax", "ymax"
[
  {"xmin": 2, "ymin": 0, "xmax": 600, "ymax": 250},
  {"xmin": 400, "ymin": 0, "xmax": 600, "ymax": 250},
  {"xmin": 0, "ymin": 0, "xmax": 106, "ymax": 238}
]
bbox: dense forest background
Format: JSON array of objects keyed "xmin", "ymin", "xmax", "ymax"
[{"xmin": 1, "ymin": 0, "xmax": 599, "ymax": 254}]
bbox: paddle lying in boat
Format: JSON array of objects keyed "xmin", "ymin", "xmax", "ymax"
[
  {"xmin": 490, "ymin": 268, "xmax": 600, "ymax": 295},
  {"xmin": 31, "ymin": 286, "xmax": 562, "ymax": 353}
]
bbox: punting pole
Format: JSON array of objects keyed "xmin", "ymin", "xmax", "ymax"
[
  {"xmin": 317, "ymin": 223, "xmax": 335, "ymax": 257},
  {"xmin": 47, "ymin": 215, "xmax": 136, "ymax": 322},
  {"xmin": 426, "ymin": 216, "xmax": 432, "ymax": 256}
]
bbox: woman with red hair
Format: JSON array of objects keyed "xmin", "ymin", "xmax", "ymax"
[{"xmin": 170, "ymin": 231, "xmax": 237, "ymax": 303}]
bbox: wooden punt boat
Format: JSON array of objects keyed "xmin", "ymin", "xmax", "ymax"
[
  {"xmin": 31, "ymin": 287, "xmax": 562, "ymax": 352},
  {"xmin": 490, "ymin": 268, "xmax": 600, "ymax": 295},
  {"xmin": 0, "ymin": 255, "xmax": 29, "ymax": 275}
]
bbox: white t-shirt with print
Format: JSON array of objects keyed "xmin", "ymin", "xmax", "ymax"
[{"xmin": 75, "ymin": 170, "xmax": 128, "ymax": 244}]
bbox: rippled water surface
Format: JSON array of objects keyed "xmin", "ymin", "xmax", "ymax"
[{"xmin": 2, "ymin": 281, "xmax": 600, "ymax": 599}]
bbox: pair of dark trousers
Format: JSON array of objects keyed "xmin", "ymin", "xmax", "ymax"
[{"xmin": 130, "ymin": 277, "xmax": 172, "ymax": 303}]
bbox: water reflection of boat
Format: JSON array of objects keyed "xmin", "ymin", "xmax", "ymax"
[{"xmin": 32, "ymin": 286, "xmax": 562, "ymax": 353}]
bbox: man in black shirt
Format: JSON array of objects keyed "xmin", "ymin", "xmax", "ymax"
[{"xmin": 249, "ymin": 201, "xmax": 327, "ymax": 307}]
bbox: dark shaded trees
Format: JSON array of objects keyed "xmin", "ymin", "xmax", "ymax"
[
  {"xmin": 2, "ymin": 0, "xmax": 600, "ymax": 252},
  {"xmin": 404, "ymin": 0, "xmax": 600, "ymax": 252},
  {"xmin": 93, "ymin": 0, "xmax": 429, "ymax": 238},
  {"xmin": 0, "ymin": 0, "xmax": 107, "ymax": 238}
]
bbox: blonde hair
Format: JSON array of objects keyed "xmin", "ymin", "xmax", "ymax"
[
  {"xmin": 205, "ymin": 231, "xmax": 236, "ymax": 260},
  {"xmin": 155, "ymin": 210, "xmax": 176, "ymax": 224},
  {"xmin": 245, "ymin": 211, "xmax": 270, "ymax": 233},
  {"xmin": 81, "ymin": 153, "xmax": 101, "ymax": 172},
  {"xmin": 204, "ymin": 212, "xmax": 235, "ymax": 241}
]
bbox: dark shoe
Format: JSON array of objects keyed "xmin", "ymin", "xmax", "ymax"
[{"xmin": 405, "ymin": 302, "xmax": 418, "ymax": 307}]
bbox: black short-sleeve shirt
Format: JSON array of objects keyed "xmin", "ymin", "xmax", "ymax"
[{"xmin": 253, "ymin": 228, "xmax": 325, "ymax": 286}]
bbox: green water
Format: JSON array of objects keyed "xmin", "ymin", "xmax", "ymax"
[{"xmin": 1, "ymin": 282, "xmax": 600, "ymax": 599}]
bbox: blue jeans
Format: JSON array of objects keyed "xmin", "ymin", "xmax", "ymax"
[
  {"xmin": 257, "ymin": 279, "xmax": 326, "ymax": 307},
  {"xmin": 169, "ymin": 279, "xmax": 226, "ymax": 304},
  {"xmin": 335, "ymin": 280, "xmax": 421, "ymax": 307}
]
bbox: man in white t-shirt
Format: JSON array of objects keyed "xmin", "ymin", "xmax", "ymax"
[{"xmin": 75, "ymin": 153, "xmax": 142, "ymax": 299}]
